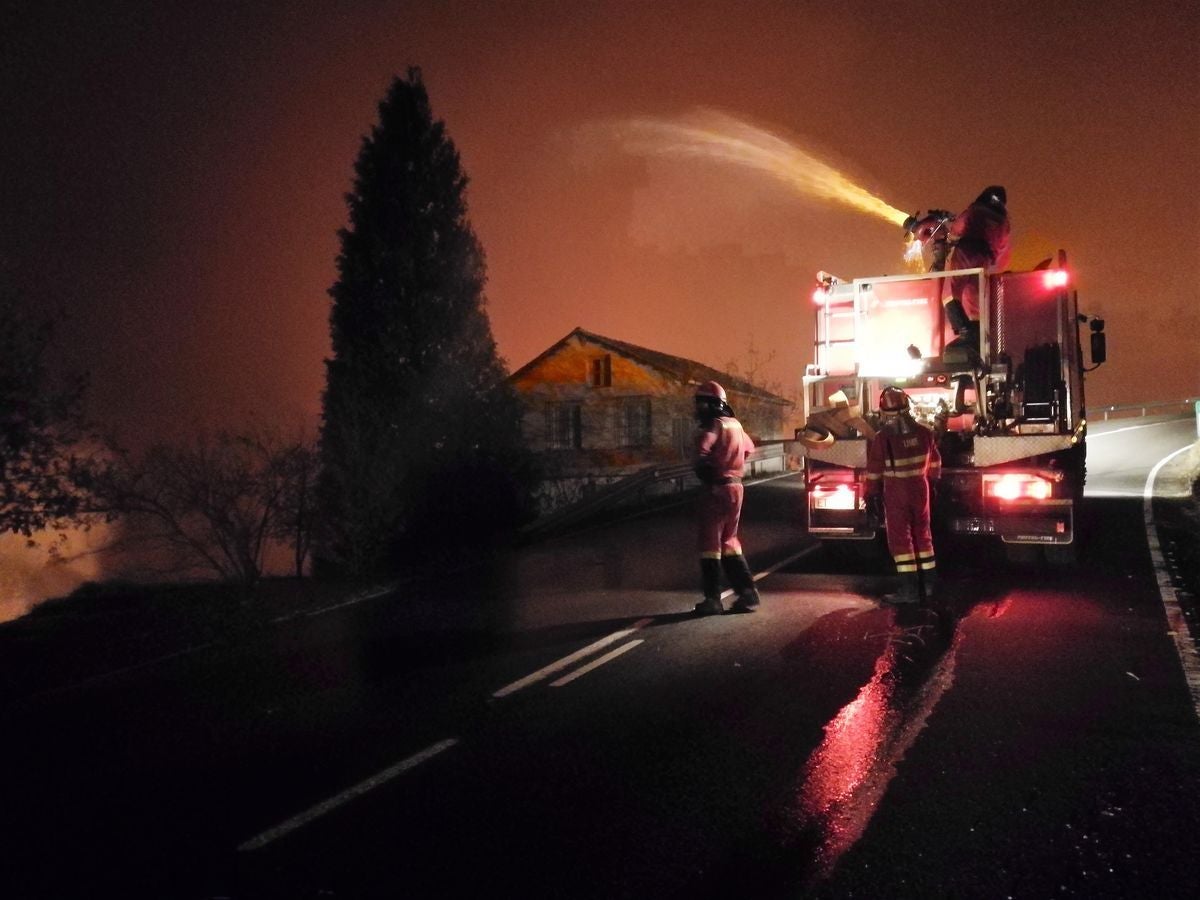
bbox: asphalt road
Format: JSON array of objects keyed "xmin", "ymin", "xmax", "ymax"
[{"xmin": 3, "ymin": 417, "xmax": 1198, "ymax": 899}]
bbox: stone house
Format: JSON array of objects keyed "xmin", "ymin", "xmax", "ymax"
[{"xmin": 510, "ymin": 327, "xmax": 792, "ymax": 473}]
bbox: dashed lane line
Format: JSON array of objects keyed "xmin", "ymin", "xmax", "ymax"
[
  {"xmin": 550, "ymin": 639, "xmax": 644, "ymax": 687},
  {"xmin": 491, "ymin": 618, "xmax": 654, "ymax": 698},
  {"xmin": 238, "ymin": 738, "xmax": 460, "ymax": 852},
  {"xmin": 237, "ymin": 544, "xmax": 822, "ymax": 851},
  {"xmin": 752, "ymin": 544, "xmax": 821, "ymax": 581},
  {"xmin": 1144, "ymin": 443, "xmax": 1200, "ymax": 723},
  {"xmin": 496, "ymin": 544, "xmax": 820, "ymax": 694}
]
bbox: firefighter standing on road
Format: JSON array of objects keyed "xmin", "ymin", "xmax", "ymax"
[
  {"xmin": 866, "ymin": 387, "xmax": 942, "ymax": 604},
  {"xmin": 692, "ymin": 381, "xmax": 761, "ymax": 615},
  {"xmin": 943, "ymin": 185, "xmax": 1012, "ymax": 349}
]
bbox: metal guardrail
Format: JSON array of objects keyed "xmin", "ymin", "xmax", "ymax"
[
  {"xmin": 1098, "ymin": 397, "xmax": 1198, "ymax": 421},
  {"xmin": 520, "ymin": 443, "xmax": 787, "ymax": 539}
]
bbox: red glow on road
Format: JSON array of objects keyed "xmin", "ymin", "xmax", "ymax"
[{"xmin": 781, "ymin": 616, "xmax": 963, "ymax": 884}]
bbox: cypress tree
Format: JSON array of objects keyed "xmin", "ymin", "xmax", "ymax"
[{"xmin": 318, "ymin": 68, "xmax": 534, "ymax": 576}]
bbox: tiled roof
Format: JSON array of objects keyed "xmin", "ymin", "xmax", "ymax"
[{"xmin": 511, "ymin": 327, "xmax": 791, "ymax": 405}]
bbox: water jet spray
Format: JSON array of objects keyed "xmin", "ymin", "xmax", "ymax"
[{"xmin": 611, "ymin": 109, "xmax": 911, "ymax": 228}]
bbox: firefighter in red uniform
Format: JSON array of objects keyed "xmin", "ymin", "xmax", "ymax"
[
  {"xmin": 865, "ymin": 387, "xmax": 942, "ymax": 604},
  {"xmin": 943, "ymin": 185, "xmax": 1012, "ymax": 350},
  {"xmin": 692, "ymin": 381, "xmax": 761, "ymax": 615}
]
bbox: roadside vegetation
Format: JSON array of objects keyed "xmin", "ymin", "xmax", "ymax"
[{"xmin": 1, "ymin": 68, "xmax": 537, "ymax": 648}]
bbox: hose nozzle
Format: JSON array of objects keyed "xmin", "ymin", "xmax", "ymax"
[{"xmin": 904, "ymin": 209, "xmax": 954, "ymax": 242}]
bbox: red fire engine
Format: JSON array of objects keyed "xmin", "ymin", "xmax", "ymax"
[{"xmin": 800, "ymin": 250, "xmax": 1106, "ymax": 564}]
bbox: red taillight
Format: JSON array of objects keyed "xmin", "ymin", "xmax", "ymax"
[
  {"xmin": 984, "ymin": 473, "xmax": 1052, "ymax": 501},
  {"xmin": 811, "ymin": 482, "xmax": 858, "ymax": 510},
  {"xmin": 1042, "ymin": 269, "xmax": 1069, "ymax": 289}
]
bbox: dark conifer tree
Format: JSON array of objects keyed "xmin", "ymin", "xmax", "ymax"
[{"xmin": 318, "ymin": 68, "xmax": 534, "ymax": 575}]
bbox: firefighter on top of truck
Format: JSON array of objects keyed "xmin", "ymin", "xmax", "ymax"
[
  {"xmin": 943, "ymin": 185, "xmax": 1012, "ymax": 350},
  {"xmin": 866, "ymin": 386, "xmax": 942, "ymax": 605},
  {"xmin": 692, "ymin": 380, "xmax": 761, "ymax": 616}
]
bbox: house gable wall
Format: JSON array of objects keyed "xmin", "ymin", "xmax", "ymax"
[
  {"xmin": 512, "ymin": 330, "xmax": 789, "ymax": 470},
  {"xmin": 513, "ymin": 334, "xmax": 693, "ymax": 462}
]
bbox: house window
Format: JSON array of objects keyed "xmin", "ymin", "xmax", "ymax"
[
  {"xmin": 588, "ymin": 355, "xmax": 612, "ymax": 387},
  {"xmin": 546, "ymin": 403, "xmax": 582, "ymax": 449},
  {"xmin": 617, "ymin": 397, "xmax": 652, "ymax": 447},
  {"xmin": 672, "ymin": 416, "xmax": 694, "ymax": 459}
]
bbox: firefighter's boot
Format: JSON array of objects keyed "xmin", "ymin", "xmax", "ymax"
[
  {"xmin": 722, "ymin": 555, "xmax": 761, "ymax": 613},
  {"xmin": 944, "ymin": 298, "xmax": 971, "ymax": 335},
  {"xmin": 943, "ymin": 299, "xmax": 980, "ymax": 359},
  {"xmin": 884, "ymin": 575, "xmax": 921, "ymax": 605},
  {"xmin": 920, "ymin": 569, "xmax": 938, "ymax": 604},
  {"xmin": 694, "ymin": 559, "xmax": 725, "ymax": 615}
]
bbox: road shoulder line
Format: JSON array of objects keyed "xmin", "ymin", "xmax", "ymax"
[{"xmin": 1144, "ymin": 443, "xmax": 1200, "ymax": 723}]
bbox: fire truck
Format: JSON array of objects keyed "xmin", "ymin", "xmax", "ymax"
[{"xmin": 800, "ymin": 250, "xmax": 1106, "ymax": 564}]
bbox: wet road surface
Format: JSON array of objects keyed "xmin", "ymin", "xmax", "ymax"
[{"xmin": 3, "ymin": 419, "xmax": 1199, "ymax": 899}]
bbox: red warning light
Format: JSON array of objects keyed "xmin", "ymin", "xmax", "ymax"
[
  {"xmin": 1042, "ymin": 269, "xmax": 1069, "ymax": 289},
  {"xmin": 985, "ymin": 473, "xmax": 1053, "ymax": 501},
  {"xmin": 812, "ymin": 287, "xmax": 828, "ymax": 304}
]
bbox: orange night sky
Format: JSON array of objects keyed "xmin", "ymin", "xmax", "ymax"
[{"xmin": 4, "ymin": 0, "xmax": 1197, "ymax": 448}]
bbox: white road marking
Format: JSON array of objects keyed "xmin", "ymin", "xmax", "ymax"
[
  {"xmin": 495, "ymin": 545, "xmax": 818, "ymax": 692},
  {"xmin": 550, "ymin": 639, "xmax": 644, "ymax": 687},
  {"xmin": 1143, "ymin": 443, "xmax": 1200, "ymax": 723},
  {"xmin": 492, "ymin": 618, "xmax": 654, "ymax": 697},
  {"xmin": 237, "ymin": 738, "xmax": 460, "ymax": 852},
  {"xmin": 752, "ymin": 545, "xmax": 821, "ymax": 581},
  {"xmin": 240, "ymin": 544, "xmax": 822, "ymax": 849},
  {"xmin": 716, "ymin": 544, "xmax": 820, "ymax": 598},
  {"xmin": 1089, "ymin": 420, "xmax": 1183, "ymax": 438}
]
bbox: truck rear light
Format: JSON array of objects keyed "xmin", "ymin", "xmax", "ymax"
[
  {"xmin": 812, "ymin": 483, "xmax": 858, "ymax": 510},
  {"xmin": 1042, "ymin": 269, "xmax": 1069, "ymax": 289},
  {"xmin": 984, "ymin": 473, "xmax": 1053, "ymax": 501}
]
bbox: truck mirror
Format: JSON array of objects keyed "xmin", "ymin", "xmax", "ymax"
[{"xmin": 1090, "ymin": 331, "xmax": 1107, "ymax": 366}]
